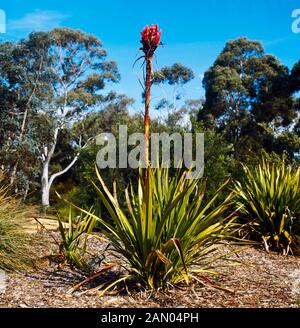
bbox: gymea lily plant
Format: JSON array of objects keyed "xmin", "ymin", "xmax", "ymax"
[
  {"xmin": 233, "ymin": 156, "xmax": 300, "ymax": 255},
  {"xmin": 74, "ymin": 166, "xmax": 236, "ymax": 291},
  {"xmin": 69, "ymin": 25, "xmax": 237, "ymax": 293}
]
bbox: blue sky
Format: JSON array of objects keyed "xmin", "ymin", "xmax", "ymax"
[{"xmin": 1, "ymin": 0, "xmax": 300, "ymax": 113}]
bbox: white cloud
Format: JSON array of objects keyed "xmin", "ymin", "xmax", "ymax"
[{"xmin": 8, "ymin": 10, "xmax": 69, "ymax": 32}]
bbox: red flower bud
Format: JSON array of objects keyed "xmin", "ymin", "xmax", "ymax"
[{"xmin": 140, "ymin": 24, "xmax": 162, "ymax": 57}]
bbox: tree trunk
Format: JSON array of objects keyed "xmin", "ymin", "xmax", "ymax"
[
  {"xmin": 41, "ymin": 159, "xmax": 50, "ymax": 208},
  {"xmin": 40, "ymin": 127, "xmax": 58, "ymax": 208},
  {"xmin": 41, "ymin": 153, "xmax": 81, "ymax": 208}
]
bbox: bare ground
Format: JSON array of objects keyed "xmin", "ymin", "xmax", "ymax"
[{"xmin": 0, "ymin": 230, "xmax": 300, "ymax": 308}]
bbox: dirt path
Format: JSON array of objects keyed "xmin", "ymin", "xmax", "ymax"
[{"xmin": 22, "ymin": 206, "xmax": 60, "ymax": 234}]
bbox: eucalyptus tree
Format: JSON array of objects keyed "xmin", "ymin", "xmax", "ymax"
[
  {"xmin": 0, "ymin": 33, "xmax": 50, "ymax": 194},
  {"xmin": 152, "ymin": 63, "xmax": 194, "ymax": 109},
  {"xmin": 290, "ymin": 60, "xmax": 300, "ymax": 94},
  {"xmin": 37, "ymin": 28, "xmax": 120, "ymax": 207},
  {"xmin": 150, "ymin": 63, "xmax": 194, "ymax": 130},
  {"xmin": 199, "ymin": 37, "xmax": 298, "ymax": 157},
  {"xmin": 0, "ymin": 28, "xmax": 120, "ymax": 205}
]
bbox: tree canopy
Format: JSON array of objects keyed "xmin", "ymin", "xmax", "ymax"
[{"xmin": 199, "ymin": 37, "xmax": 299, "ymax": 159}]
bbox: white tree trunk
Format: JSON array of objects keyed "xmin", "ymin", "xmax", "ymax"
[
  {"xmin": 40, "ymin": 127, "xmax": 91, "ymax": 208},
  {"xmin": 40, "ymin": 127, "xmax": 59, "ymax": 208},
  {"xmin": 41, "ymin": 159, "xmax": 50, "ymax": 207},
  {"xmin": 41, "ymin": 153, "xmax": 81, "ymax": 207}
]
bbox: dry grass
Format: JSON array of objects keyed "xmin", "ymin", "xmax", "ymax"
[{"xmin": 0, "ymin": 187, "xmax": 37, "ymax": 271}]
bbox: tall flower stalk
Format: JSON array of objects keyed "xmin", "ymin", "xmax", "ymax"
[
  {"xmin": 140, "ymin": 25, "xmax": 162, "ymax": 175},
  {"xmin": 67, "ymin": 25, "xmax": 238, "ymax": 293}
]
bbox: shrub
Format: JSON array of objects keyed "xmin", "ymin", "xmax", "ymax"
[
  {"xmin": 233, "ymin": 156, "xmax": 300, "ymax": 255},
  {"xmin": 57, "ymin": 208, "xmax": 97, "ymax": 270},
  {"xmin": 73, "ymin": 166, "xmax": 236, "ymax": 291},
  {"xmin": 0, "ymin": 178, "xmax": 34, "ymax": 270}
]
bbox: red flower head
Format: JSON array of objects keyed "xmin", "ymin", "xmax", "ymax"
[{"xmin": 140, "ymin": 24, "xmax": 162, "ymax": 57}]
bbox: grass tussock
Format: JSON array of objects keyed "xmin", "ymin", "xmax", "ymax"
[{"xmin": 0, "ymin": 175, "xmax": 36, "ymax": 271}]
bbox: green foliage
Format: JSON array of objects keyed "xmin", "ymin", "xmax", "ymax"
[
  {"xmin": 199, "ymin": 37, "xmax": 299, "ymax": 159},
  {"xmin": 233, "ymin": 155, "xmax": 300, "ymax": 255},
  {"xmin": 152, "ymin": 63, "xmax": 194, "ymax": 85},
  {"xmin": 192, "ymin": 119, "xmax": 235, "ymax": 202},
  {"xmin": 0, "ymin": 37, "xmax": 51, "ymax": 194},
  {"xmin": 151, "ymin": 63, "xmax": 195, "ymax": 125},
  {"xmin": 57, "ymin": 208, "xmax": 97, "ymax": 270},
  {"xmin": 290, "ymin": 60, "xmax": 300, "ymax": 93},
  {"xmin": 53, "ymin": 100, "xmax": 139, "ymax": 213},
  {"xmin": 0, "ymin": 28, "xmax": 121, "ymax": 204},
  {"xmin": 0, "ymin": 176, "xmax": 34, "ymax": 270},
  {"xmin": 74, "ymin": 166, "xmax": 236, "ymax": 290}
]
